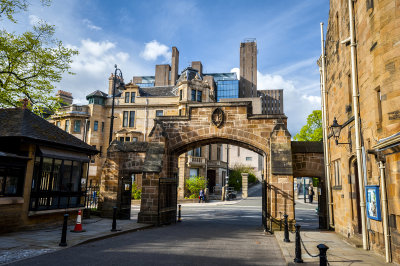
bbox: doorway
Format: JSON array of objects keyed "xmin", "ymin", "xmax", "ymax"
[
  {"xmin": 207, "ymin": 169, "xmax": 216, "ymax": 193},
  {"xmin": 352, "ymin": 160, "xmax": 362, "ymax": 234}
]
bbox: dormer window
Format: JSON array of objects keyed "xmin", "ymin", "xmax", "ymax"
[{"xmin": 125, "ymin": 92, "xmax": 130, "ymax": 103}]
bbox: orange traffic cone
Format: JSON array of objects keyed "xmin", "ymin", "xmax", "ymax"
[{"xmin": 71, "ymin": 209, "xmax": 85, "ymax": 233}]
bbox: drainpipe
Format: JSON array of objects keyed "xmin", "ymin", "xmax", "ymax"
[
  {"xmin": 348, "ymin": 0, "xmax": 368, "ymax": 250},
  {"xmin": 144, "ymin": 98, "xmax": 149, "ymax": 141},
  {"xmin": 320, "ymin": 23, "xmax": 334, "ymax": 229},
  {"xmin": 379, "ymin": 161, "xmax": 391, "ymax": 262}
]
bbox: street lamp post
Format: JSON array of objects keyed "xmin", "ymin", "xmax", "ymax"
[
  {"xmin": 329, "ymin": 117, "xmax": 351, "ymax": 146},
  {"xmin": 108, "ymin": 64, "xmax": 125, "ymax": 145}
]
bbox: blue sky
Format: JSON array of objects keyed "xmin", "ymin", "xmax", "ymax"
[{"xmin": 4, "ymin": 0, "xmax": 330, "ymax": 135}]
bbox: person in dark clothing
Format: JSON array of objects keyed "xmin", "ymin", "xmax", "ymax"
[
  {"xmin": 308, "ymin": 185, "xmax": 315, "ymax": 203},
  {"xmin": 199, "ymin": 189, "xmax": 205, "ymax": 203}
]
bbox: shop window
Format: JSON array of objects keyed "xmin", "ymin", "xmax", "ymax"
[
  {"xmin": 29, "ymin": 156, "xmax": 88, "ymax": 211},
  {"xmin": 156, "ymin": 110, "xmax": 164, "ymax": 117},
  {"xmin": 0, "ymin": 166, "xmax": 25, "ymax": 196},
  {"xmin": 125, "ymin": 92, "xmax": 130, "ymax": 103},
  {"xmin": 129, "ymin": 111, "xmax": 135, "ymax": 127},
  {"xmin": 93, "ymin": 121, "xmax": 98, "ymax": 131},
  {"xmin": 123, "ymin": 111, "xmax": 128, "ymax": 127},
  {"xmin": 73, "ymin": 120, "xmax": 81, "ymax": 132},
  {"xmin": 131, "ymin": 92, "xmax": 136, "ymax": 103}
]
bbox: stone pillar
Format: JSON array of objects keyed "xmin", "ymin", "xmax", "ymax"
[
  {"xmin": 138, "ymin": 172, "xmax": 160, "ymax": 224},
  {"xmin": 241, "ymin": 173, "xmax": 248, "ymax": 199}
]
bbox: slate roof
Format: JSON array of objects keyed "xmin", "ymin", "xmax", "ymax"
[
  {"xmin": 0, "ymin": 108, "xmax": 98, "ymax": 154},
  {"xmin": 138, "ymin": 86, "xmax": 177, "ymax": 97},
  {"xmin": 86, "ymin": 90, "xmax": 108, "ymax": 99}
]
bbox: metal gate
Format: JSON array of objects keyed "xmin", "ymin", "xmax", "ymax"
[{"xmin": 158, "ymin": 178, "xmax": 177, "ymax": 226}]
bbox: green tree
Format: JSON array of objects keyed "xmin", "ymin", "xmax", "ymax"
[
  {"xmin": 185, "ymin": 176, "xmax": 207, "ymax": 199},
  {"xmin": 293, "ymin": 110, "xmax": 323, "ymax": 141},
  {"xmin": 0, "ymin": 0, "xmax": 78, "ymax": 115}
]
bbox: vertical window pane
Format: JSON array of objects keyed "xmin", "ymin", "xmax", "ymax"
[
  {"xmin": 94, "ymin": 121, "xmax": 98, "ymax": 131},
  {"xmin": 125, "ymin": 137, "xmax": 130, "ymax": 142},
  {"xmin": 119, "ymin": 137, "xmax": 124, "ymax": 142},
  {"xmin": 129, "ymin": 111, "xmax": 135, "ymax": 127},
  {"xmin": 123, "ymin": 111, "xmax": 128, "ymax": 127},
  {"xmin": 197, "ymin": 90, "xmax": 202, "ymax": 102},
  {"xmin": 179, "ymin": 90, "xmax": 183, "ymax": 100},
  {"xmin": 156, "ymin": 110, "xmax": 163, "ymax": 117},
  {"xmin": 125, "ymin": 92, "xmax": 130, "ymax": 103},
  {"xmin": 74, "ymin": 120, "xmax": 81, "ymax": 132},
  {"xmin": 65, "ymin": 120, "xmax": 70, "ymax": 132},
  {"xmin": 101, "ymin": 122, "xmax": 104, "ymax": 132},
  {"xmin": 191, "ymin": 90, "xmax": 196, "ymax": 101},
  {"xmin": 131, "ymin": 92, "xmax": 136, "ymax": 103}
]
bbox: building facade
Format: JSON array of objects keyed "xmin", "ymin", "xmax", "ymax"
[{"xmin": 323, "ymin": 0, "xmax": 400, "ymax": 262}]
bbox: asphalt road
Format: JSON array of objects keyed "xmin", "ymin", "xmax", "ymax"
[{"xmin": 9, "ymin": 184, "xmax": 285, "ymax": 266}]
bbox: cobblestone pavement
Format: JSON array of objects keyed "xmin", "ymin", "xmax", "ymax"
[{"xmin": 6, "ymin": 184, "xmax": 286, "ymax": 266}]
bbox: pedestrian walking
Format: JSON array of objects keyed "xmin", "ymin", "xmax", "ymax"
[
  {"xmin": 308, "ymin": 185, "xmax": 314, "ymax": 203},
  {"xmin": 199, "ymin": 189, "xmax": 205, "ymax": 203}
]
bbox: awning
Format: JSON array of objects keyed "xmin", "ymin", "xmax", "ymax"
[{"xmin": 37, "ymin": 146, "xmax": 90, "ymax": 162}]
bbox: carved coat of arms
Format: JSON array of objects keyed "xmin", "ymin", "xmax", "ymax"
[{"xmin": 211, "ymin": 107, "xmax": 224, "ymax": 128}]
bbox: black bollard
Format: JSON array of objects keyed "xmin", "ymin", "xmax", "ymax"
[
  {"xmin": 111, "ymin": 206, "xmax": 117, "ymax": 232},
  {"xmin": 59, "ymin": 214, "xmax": 69, "ymax": 247},
  {"xmin": 178, "ymin": 204, "xmax": 182, "ymax": 222},
  {"xmin": 294, "ymin": 224, "xmax": 303, "ymax": 263},
  {"xmin": 317, "ymin": 244, "xmax": 329, "ymax": 266},
  {"xmin": 283, "ymin": 214, "xmax": 290, "ymax": 242}
]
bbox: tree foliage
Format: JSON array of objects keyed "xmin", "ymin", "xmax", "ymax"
[
  {"xmin": 0, "ymin": 0, "xmax": 77, "ymax": 115},
  {"xmin": 185, "ymin": 176, "xmax": 207, "ymax": 199},
  {"xmin": 293, "ymin": 110, "xmax": 323, "ymax": 141}
]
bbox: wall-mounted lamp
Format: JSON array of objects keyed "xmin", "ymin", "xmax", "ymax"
[{"xmin": 330, "ymin": 117, "xmax": 351, "ymax": 146}]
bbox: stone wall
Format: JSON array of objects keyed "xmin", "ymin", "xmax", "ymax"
[{"xmin": 325, "ymin": 0, "xmax": 400, "ymax": 262}]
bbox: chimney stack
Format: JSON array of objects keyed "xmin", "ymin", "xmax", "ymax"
[{"xmin": 170, "ymin": 47, "xmax": 179, "ymax": 85}]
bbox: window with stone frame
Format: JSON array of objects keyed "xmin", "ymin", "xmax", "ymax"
[
  {"xmin": 65, "ymin": 120, "xmax": 70, "ymax": 132},
  {"xmin": 333, "ymin": 159, "xmax": 342, "ymax": 188},
  {"xmin": 93, "ymin": 121, "xmax": 98, "ymax": 131},
  {"xmin": 125, "ymin": 92, "xmax": 130, "ymax": 103},
  {"xmin": 156, "ymin": 110, "xmax": 164, "ymax": 117},
  {"xmin": 123, "ymin": 111, "xmax": 129, "ymax": 127},
  {"xmin": 73, "ymin": 120, "xmax": 81, "ymax": 132},
  {"xmin": 129, "ymin": 111, "xmax": 135, "ymax": 127}
]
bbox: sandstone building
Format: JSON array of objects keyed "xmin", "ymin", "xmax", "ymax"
[
  {"xmin": 50, "ymin": 42, "xmax": 278, "ymax": 200},
  {"xmin": 322, "ymin": 0, "xmax": 400, "ymax": 262}
]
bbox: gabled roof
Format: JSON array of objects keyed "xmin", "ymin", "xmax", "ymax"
[
  {"xmin": 138, "ymin": 86, "xmax": 177, "ymax": 97},
  {"xmin": 0, "ymin": 108, "xmax": 98, "ymax": 154},
  {"xmin": 86, "ymin": 90, "xmax": 108, "ymax": 99}
]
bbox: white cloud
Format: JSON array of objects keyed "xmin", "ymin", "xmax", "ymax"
[
  {"xmin": 29, "ymin": 15, "xmax": 40, "ymax": 25},
  {"xmin": 82, "ymin": 19, "xmax": 102, "ymax": 31},
  {"xmin": 256, "ymin": 70, "xmax": 321, "ymax": 136},
  {"xmin": 140, "ymin": 40, "xmax": 171, "ymax": 61},
  {"xmin": 231, "ymin": 68, "xmax": 240, "ymax": 80},
  {"xmin": 68, "ymin": 39, "xmax": 128, "ymax": 76}
]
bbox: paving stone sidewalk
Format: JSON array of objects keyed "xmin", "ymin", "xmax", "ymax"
[
  {"xmin": 0, "ymin": 216, "xmax": 152, "ymax": 265},
  {"xmin": 275, "ymin": 199, "xmax": 398, "ymax": 265}
]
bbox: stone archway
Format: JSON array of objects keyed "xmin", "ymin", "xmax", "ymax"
[{"xmin": 137, "ymin": 101, "xmax": 294, "ymax": 229}]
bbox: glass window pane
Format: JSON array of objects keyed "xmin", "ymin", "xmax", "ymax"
[
  {"xmin": 94, "ymin": 121, "xmax": 98, "ymax": 131},
  {"xmin": 123, "ymin": 111, "xmax": 128, "ymax": 127},
  {"xmin": 131, "ymin": 92, "xmax": 136, "ymax": 103},
  {"xmin": 61, "ymin": 161, "xmax": 72, "ymax": 192},
  {"xmin": 125, "ymin": 92, "xmax": 130, "ymax": 103},
  {"xmin": 191, "ymin": 90, "xmax": 196, "ymax": 101},
  {"xmin": 74, "ymin": 120, "xmax": 81, "ymax": 132},
  {"xmin": 129, "ymin": 111, "xmax": 135, "ymax": 127},
  {"xmin": 71, "ymin": 162, "xmax": 81, "ymax": 192},
  {"xmin": 197, "ymin": 91, "xmax": 202, "ymax": 102}
]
